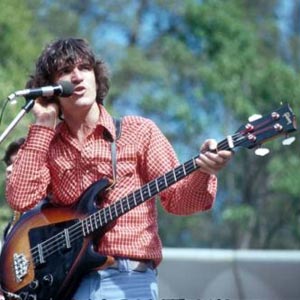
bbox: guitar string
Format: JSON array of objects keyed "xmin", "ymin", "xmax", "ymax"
[
  {"xmin": 45, "ymin": 123, "xmax": 277, "ymax": 259},
  {"xmin": 20, "ymin": 113, "xmax": 282, "ymax": 260},
  {"xmin": 27, "ymin": 134, "xmax": 244, "ymax": 261},
  {"xmin": 29, "ymin": 131, "xmax": 247, "ymax": 262},
  {"xmin": 29, "ymin": 122, "xmax": 276, "ymax": 263}
]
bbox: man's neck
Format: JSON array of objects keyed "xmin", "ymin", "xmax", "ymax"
[{"xmin": 64, "ymin": 102, "xmax": 100, "ymax": 144}]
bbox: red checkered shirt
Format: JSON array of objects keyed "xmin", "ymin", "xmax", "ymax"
[{"xmin": 7, "ymin": 105, "xmax": 217, "ymax": 266}]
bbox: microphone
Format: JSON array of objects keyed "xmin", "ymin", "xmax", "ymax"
[{"xmin": 8, "ymin": 81, "xmax": 74, "ymax": 101}]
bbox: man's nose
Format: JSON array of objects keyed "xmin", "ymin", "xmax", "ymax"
[{"xmin": 71, "ymin": 67, "xmax": 83, "ymax": 83}]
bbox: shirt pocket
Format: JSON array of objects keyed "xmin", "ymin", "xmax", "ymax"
[
  {"xmin": 116, "ymin": 144, "xmax": 137, "ymax": 179},
  {"xmin": 50, "ymin": 155, "xmax": 76, "ymax": 182}
]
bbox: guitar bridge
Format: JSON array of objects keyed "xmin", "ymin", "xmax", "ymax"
[{"xmin": 13, "ymin": 253, "xmax": 29, "ymax": 283}]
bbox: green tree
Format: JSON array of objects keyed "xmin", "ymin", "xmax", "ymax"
[
  {"xmin": 0, "ymin": 0, "xmax": 52, "ymax": 232},
  {"xmin": 1, "ymin": 0, "xmax": 300, "ymax": 250},
  {"xmin": 181, "ymin": 0, "xmax": 300, "ymax": 249}
]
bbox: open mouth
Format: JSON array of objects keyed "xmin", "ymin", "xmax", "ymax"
[{"xmin": 73, "ymin": 86, "xmax": 86, "ymax": 95}]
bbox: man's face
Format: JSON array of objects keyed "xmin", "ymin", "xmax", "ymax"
[{"xmin": 54, "ymin": 61, "xmax": 98, "ymax": 114}]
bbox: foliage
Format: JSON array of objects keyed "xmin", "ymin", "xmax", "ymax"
[
  {"xmin": 0, "ymin": 0, "xmax": 299, "ymax": 250},
  {"xmin": 0, "ymin": 0, "xmax": 52, "ymax": 223}
]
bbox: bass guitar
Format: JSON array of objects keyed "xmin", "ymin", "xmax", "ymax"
[{"xmin": 0, "ymin": 104, "xmax": 297, "ymax": 300}]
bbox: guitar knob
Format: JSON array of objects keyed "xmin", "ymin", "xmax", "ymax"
[
  {"xmin": 19, "ymin": 292, "xmax": 28, "ymax": 300},
  {"xmin": 29, "ymin": 279, "xmax": 39, "ymax": 289},
  {"xmin": 42, "ymin": 274, "xmax": 54, "ymax": 286}
]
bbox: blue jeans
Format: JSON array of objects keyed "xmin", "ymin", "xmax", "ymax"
[{"xmin": 72, "ymin": 259, "xmax": 158, "ymax": 300}]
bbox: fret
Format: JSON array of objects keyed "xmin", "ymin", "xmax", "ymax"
[
  {"xmin": 97, "ymin": 211, "xmax": 102, "ymax": 227},
  {"xmin": 91, "ymin": 215, "xmax": 96, "ymax": 231},
  {"xmin": 37, "ymin": 244, "xmax": 45, "ymax": 264},
  {"xmin": 133, "ymin": 192, "xmax": 137, "ymax": 205},
  {"xmin": 126, "ymin": 195, "xmax": 130, "ymax": 210},
  {"xmin": 93, "ymin": 214, "xmax": 99, "ymax": 230},
  {"xmin": 85, "ymin": 218, "xmax": 90, "ymax": 234},
  {"xmin": 64, "ymin": 229, "xmax": 71, "ymax": 249},
  {"xmin": 192, "ymin": 157, "xmax": 197, "ymax": 169},
  {"xmin": 88, "ymin": 216, "xmax": 94, "ymax": 232},
  {"xmin": 163, "ymin": 174, "xmax": 168, "ymax": 188},
  {"xmin": 172, "ymin": 169, "xmax": 177, "ymax": 182},
  {"xmin": 147, "ymin": 184, "xmax": 151, "ymax": 197},
  {"xmin": 89, "ymin": 217, "xmax": 93, "ymax": 233},
  {"xmin": 102, "ymin": 209, "xmax": 107, "ymax": 224},
  {"xmin": 120, "ymin": 199, "xmax": 124, "ymax": 214},
  {"xmin": 84, "ymin": 219, "xmax": 89, "ymax": 235},
  {"xmin": 82, "ymin": 220, "xmax": 87, "ymax": 236},
  {"xmin": 139, "ymin": 189, "xmax": 144, "ymax": 202},
  {"xmin": 226, "ymin": 135, "xmax": 234, "ymax": 149},
  {"xmin": 155, "ymin": 179, "xmax": 159, "ymax": 192},
  {"xmin": 113, "ymin": 202, "xmax": 118, "ymax": 218},
  {"xmin": 182, "ymin": 164, "xmax": 187, "ymax": 176},
  {"xmin": 108, "ymin": 206, "xmax": 113, "ymax": 221}
]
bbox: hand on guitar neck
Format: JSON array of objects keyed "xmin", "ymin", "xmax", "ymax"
[{"xmin": 196, "ymin": 139, "xmax": 232, "ymax": 175}]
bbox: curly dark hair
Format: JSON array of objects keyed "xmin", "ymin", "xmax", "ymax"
[
  {"xmin": 27, "ymin": 38, "xmax": 110, "ymax": 105},
  {"xmin": 3, "ymin": 137, "xmax": 25, "ymax": 166}
]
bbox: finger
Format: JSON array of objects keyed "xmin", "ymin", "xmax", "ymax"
[
  {"xmin": 196, "ymin": 154, "xmax": 221, "ymax": 173},
  {"xmin": 201, "ymin": 151, "xmax": 228, "ymax": 165},
  {"xmin": 215, "ymin": 150, "xmax": 233, "ymax": 161},
  {"xmin": 200, "ymin": 139, "xmax": 218, "ymax": 153},
  {"xmin": 196, "ymin": 151, "xmax": 232, "ymax": 174}
]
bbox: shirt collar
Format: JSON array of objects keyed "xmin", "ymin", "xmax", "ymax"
[{"xmin": 97, "ymin": 105, "xmax": 116, "ymax": 141}]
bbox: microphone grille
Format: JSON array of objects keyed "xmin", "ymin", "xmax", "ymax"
[{"xmin": 58, "ymin": 81, "xmax": 74, "ymax": 97}]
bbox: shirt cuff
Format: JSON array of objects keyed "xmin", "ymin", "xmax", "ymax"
[
  {"xmin": 24, "ymin": 124, "xmax": 55, "ymax": 152},
  {"xmin": 189, "ymin": 170, "xmax": 217, "ymax": 197}
]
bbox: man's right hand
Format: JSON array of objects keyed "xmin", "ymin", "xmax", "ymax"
[{"xmin": 33, "ymin": 97, "xmax": 59, "ymax": 129}]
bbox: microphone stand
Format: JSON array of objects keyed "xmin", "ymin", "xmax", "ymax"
[{"xmin": 0, "ymin": 98, "xmax": 34, "ymax": 145}]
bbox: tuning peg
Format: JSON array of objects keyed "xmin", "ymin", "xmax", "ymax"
[
  {"xmin": 282, "ymin": 136, "xmax": 296, "ymax": 146},
  {"xmin": 254, "ymin": 147, "xmax": 270, "ymax": 156},
  {"xmin": 248, "ymin": 114, "xmax": 262, "ymax": 122},
  {"xmin": 9, "ymin": 99, "xmax": 17, "ymax": 105}
]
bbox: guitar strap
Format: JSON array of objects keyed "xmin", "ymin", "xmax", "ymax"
[{"xmin": 111, "ymin": 117, "xmax": 122, "ymax": 185}]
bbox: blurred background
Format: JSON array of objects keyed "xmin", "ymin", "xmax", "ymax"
[{"xmin": 0, "ymin": 0, "xmax": 300, "ymax": 299}]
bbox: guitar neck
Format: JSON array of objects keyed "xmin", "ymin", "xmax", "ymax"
[{"xmin": 81, "ymin": 138, "xmax": 231, "ymax": 236}]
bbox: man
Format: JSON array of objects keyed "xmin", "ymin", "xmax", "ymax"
[
  {"xmin": 0, "ymin": 137, "xmax": 25, "ymax": 300},
  {"xmin": 6, "ymin": 38, "xmax": 232, "ymax": 300}
]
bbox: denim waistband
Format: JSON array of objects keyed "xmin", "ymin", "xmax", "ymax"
[{"xmin": 108, "ymin": 258, "xmax": 154, "ymax": 272}]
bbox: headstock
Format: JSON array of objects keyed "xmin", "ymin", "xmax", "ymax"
[{"xmin": 219, "ymin": 104, "xmax": 297, "ymax": 154}]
